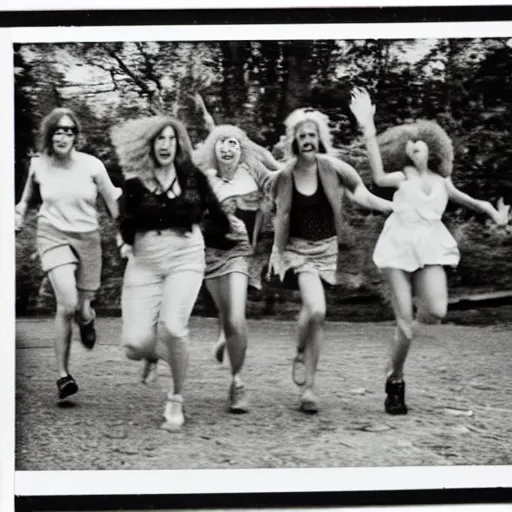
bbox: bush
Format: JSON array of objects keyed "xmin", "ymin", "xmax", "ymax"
[
  {"xmin": 447, "ymin": 212, "xmax": 512, "ymax": 291},
  {"xmin": 15, "ymin": 198, "xmax": 512, "ymax": 321},
  {"xmin": 15, "ymin": 211, "xmax": 43, "ymax": 315}
]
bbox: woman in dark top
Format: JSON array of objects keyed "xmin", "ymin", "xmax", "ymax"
[
  {"xmin": 111, "ymin": 116, "xmax": 232, "ymax": 432},
  {"xmin": 268, "ymin": 108, "xmax": 393, "ymax": 414}
]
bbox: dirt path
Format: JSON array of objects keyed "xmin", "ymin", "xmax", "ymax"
[{"xmin": 15, "ymin": 317, "xmax": 512, "ymax": 470}]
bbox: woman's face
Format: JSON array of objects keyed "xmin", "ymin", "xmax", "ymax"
[
  {"xmin": 52, "ymin": 115, "xmax": 77, "ymax": 156},
  {"xmin": 405, "ymin": 139, "xmax": 429, "ymax": 168},
  {"xmin": 295, "ymin": 121, "xmax": 320, "ymax": 160},
  {"xmin": 153, "ymin": 125, "xmax": 177, "ymax": 167},
  {"xmin": 215, "ymin": 136, "xmax": 242, "ymax": 170}
]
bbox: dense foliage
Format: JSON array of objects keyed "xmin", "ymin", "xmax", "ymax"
[{"xmin": 14, "ymin": 38, "xmax": 512, "ymax": 318}]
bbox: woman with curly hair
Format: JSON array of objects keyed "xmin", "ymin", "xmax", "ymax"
[
  {"xmin": 111, "ymin": 115, "xmax": 232, "ymax": 431},
  {"xmin": 267, "ymin": 107, "xmax": 394, "ymax": 414},
  {"xmin": 14, "ymin": 107, "xmax": 120, "ymax": 400},
  {"xmin": 193, "ymin": 124, "xmax": 279, "ymax": 413},
  {"xmin": 350, "ymin": 89, "xmax": 510, "ymax": 415}
]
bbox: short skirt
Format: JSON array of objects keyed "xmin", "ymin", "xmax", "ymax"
[
  {"xmin": 204, "ymin": 239, "xmax": 255, "ymax": 284},
  {"xmin": 275, "ymin": 235, "xmax": 338, "ymax": 289}
]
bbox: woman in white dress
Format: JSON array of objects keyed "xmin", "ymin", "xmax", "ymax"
[{"xmin": 350, "ymin": 89, "xmax": 510, "ymax": 415}]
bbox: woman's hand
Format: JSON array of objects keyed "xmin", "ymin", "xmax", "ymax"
[
  {"xmin": 120, "ymin": 243, "xmax": 134, "ymax": 259},
  {"xmin": 349, "ymin": 88, "xmax": 376, "ymax": 137},
  {"xmin": 489, "ymin": 197, "xmax": 510, "ymax": 226},
  {"xmin": 15, "ymin": 212, "xmax": 24, "ymax": 232},
  {"xmin": 266, "ymin": 246, "xmax": 286, "ymax": 281}
]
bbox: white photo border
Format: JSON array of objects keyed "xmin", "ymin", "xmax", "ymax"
[{"xmin": 3, "ymin": 11, "xmax": 512, "ymax": 503}]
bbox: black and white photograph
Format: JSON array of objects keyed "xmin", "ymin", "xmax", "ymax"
[{"xmin": 3, "ymin": 2, "xmax": 512, "ymax": 508}]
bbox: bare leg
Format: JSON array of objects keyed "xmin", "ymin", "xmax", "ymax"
[
  {"xmin": 48, "ymin": 264, "xmax": 80, "ymax": 399},
  {"xmin": 382, "ymin": 268, "xmax": 414, "ymax": 414},
  {"xmin": 205, "ymin": 278, "xmax": 227, "ymax": 364},
  {"xmin": 414, "ymin": 265, "xmax": 448, "ymax": 325},
  {"xmin": 296, "ymin": 272, "xmax": 326, "ymax": 413},
  {"xmin": 159, "ymin": 270, "xmax": 203, "ymax": 430},
  {"xmin": 48, "ymin": 264, "xmax": 79, "ymax": 379},
  {"xmin": 206, "ymin": 272, "xmax": 250, "ymax": 412},
  {"xmin": 384, "ymin": 268, "xmax": 414, "ymax": 381}
]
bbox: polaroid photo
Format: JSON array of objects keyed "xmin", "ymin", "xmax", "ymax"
[{"xmin": 2, "ymin": 2, "xmax": 512, "ymax": 509}]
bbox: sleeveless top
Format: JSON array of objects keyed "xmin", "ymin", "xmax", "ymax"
[
  {"xmin": 289, "ymin": 172, "xmax": 336, "ymax": 241},
  {"xmin": 373, "ymin": 175, "xmax": 460, "ymax": 271}
]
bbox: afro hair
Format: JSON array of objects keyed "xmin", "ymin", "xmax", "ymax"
[{"xmin": 376, "ymin": 120, "xmax": 454, "ymax": 177}]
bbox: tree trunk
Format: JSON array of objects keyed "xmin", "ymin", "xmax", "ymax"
[
  {"xmin": 220, "ymin": 41, "xmax": 249, "ymax": 122},
  {"xmin": 281, "ymin": 41, "xmax": 313, "ymax": 117}
]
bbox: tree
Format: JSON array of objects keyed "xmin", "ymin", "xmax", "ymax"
[{"xmin": 14, "ymin": 45, "xmax": 36, "ymax": 201}]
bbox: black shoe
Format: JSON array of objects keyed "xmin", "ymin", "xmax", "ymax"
[
  {"xmin": 57, "ymin": 375, "xmax": 79, "ymax": 399},
  {"xmin": 385, "ymin": 378, "xmax": 408, "ymax": 415},
  {"xmin": 79, "ymin": 318, "xmax": 96, "ymax": 349}
]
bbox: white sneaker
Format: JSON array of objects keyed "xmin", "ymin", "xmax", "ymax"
[
  {"xmin": 299, "ymin": 387, "xmax": 319, "ymax": 414},
  {"xmin": 162, "ymin": 394, "xmax": 184, "ymax": 432},
  {"xmin": 229, "ymin": 382, "xmax": 249, "ymax": 413}
]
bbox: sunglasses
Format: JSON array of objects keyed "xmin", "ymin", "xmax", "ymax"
[{"xmin": 53, "ymin": 126, "xmax": 77, "ymax": 137}]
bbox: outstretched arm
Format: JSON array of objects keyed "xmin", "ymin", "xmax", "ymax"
[
  {"xmin": 348, "ymin": 181, "xmax": 394, "ymax": 214},
  {"xmin": 349, "ymin": 88, "xmax": 405, "ymax": 189},
  {"xmin": 332, "ymin": 157, "xmax": 393, "ymax": 214},
  {"xmin": 445, "ymin": 178, "xmax": 510, "ymax": 225},
  {"xmin": 247, "ymin": 139, "xmax": 282, "ymax": 171},
  {"xmin": 194, "ymin": 93, "xmax": 216, "ymax": 133}
]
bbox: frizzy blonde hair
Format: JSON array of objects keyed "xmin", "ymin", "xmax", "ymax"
[
  {"xmin": 376, "ymin": 120, "xmax": 454, "ymax": 177},
  {"xmin": 282, "ymin": 108, "xmax": 335, "ymax": 160},
  {"xmin": 193, "ymin": 124, "xmax": 261, "ymax": 174},
  {"xmin": 110, "ymin": 116, "xmax": 194, "ymax": 181}
]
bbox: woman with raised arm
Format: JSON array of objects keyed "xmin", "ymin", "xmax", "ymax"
[
  {"xmin": 15, "ymin": 107, "xmax": 120, "ymax": 400},
  {"xmin": 267, "ymin": 107, "xmax": 394, "ymax": 414},
  {"xmin": 349, "ymin": 89, "xmax": 510, "ymax": 415},
  {"xmin": 111, "ymin": 115, "xmax": 233, "ymax": 431}
]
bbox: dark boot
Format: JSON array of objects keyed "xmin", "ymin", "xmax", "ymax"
[{"xmin": 385, "ymin": 378, "xmax": 408, "ymax": 415}]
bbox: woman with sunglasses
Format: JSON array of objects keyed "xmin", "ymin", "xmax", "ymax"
[{"xmin": 15, "ymin": 107, "xmax": 120, "ymax": 401}]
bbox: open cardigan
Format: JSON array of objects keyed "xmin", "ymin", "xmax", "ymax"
[{"xmin": 271, "ymin": 154, "xmax": 361, "ymax": 252}]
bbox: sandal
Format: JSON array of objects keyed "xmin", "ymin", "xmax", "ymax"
[
  {"xmin": 292, "ymin": 350, "xmax": 306, "ymax": 386},
  {"xmin": 57, "ymin": 375, "xmax": 78, "ymax": 400}
]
